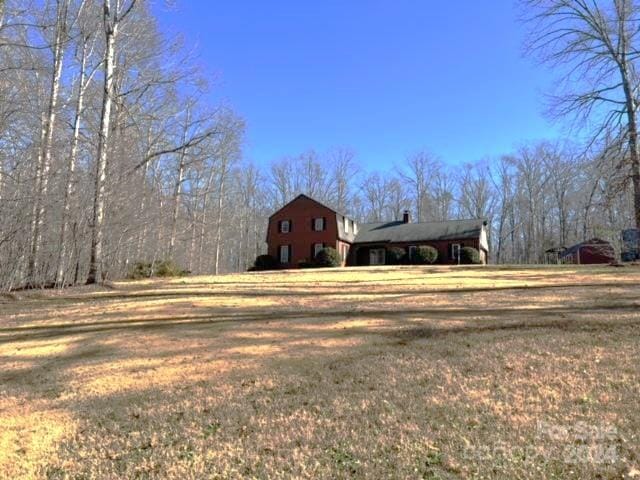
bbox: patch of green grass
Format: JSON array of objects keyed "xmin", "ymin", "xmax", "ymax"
[
  {"xmin": 327, "ymin": 445, "xmax": 360, "ymax": 474},
  {"xmin": 203, "ymin": 421, "xmax": 220, "ymax": 438}
]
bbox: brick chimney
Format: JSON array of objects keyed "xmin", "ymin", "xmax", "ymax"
[{"xmin": 402, "ymin": 210, "xmax": 410, "ymax": 224}]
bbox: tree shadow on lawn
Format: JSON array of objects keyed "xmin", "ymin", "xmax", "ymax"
[
  {"xmin": 2, "ymin": 301, "xmax": 640, "ymax": 345},
  {"xmin": 2, "ymin": 298, "xmax": 640, "ymax": 402},
  {"xmin": 6, "ymin": 281, "xmax": 635, "ymax": 314},
  {"xmin": 3, "ymin": 276, "xmax": 639, "ymax": 405},
  {"xmin": 19, "ymin": 314, "xmax": 639, "ymax": 480}
]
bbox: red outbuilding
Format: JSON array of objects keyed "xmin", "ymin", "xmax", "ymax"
[{"xmin": 559, "ymin": 238, "xmax": 615, "ymax": 265}]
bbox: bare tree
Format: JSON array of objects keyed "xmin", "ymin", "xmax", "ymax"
[
  {"xmin": 360, "ymin": 173, "xmax": 390, "ymax": 222},
  {"xmin": 458, "ymin": 162, "xmax": 496, "ymax": 220},
  {"xmin": 524, "ymin": 0, "xmax": 640, "ymax": 234},
  {"xmin": 328, "ymin": 147, "xmax": 358, "ymax": 213},
  {"xmin": 27, "ymin": 0, "xmax": 72, "ymax": 284},
  {"xmin": 56, "ymin": 19, "xmax": 98, "ymax": 286},
  {"xmin": 87, "ymin": 0, "xmax": 137, "ymax": 284},
  {"xmin": 398, "ymin": 151, "xmax": 438, "ymax": 221}
]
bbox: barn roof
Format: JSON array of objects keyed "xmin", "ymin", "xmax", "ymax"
[
  {"xmin": 353, "ymin": 218, "xmax": 487, "ymax": 244},
  {"xmin": 559, "ymin": 238, "xmax": 613, "ymax": 258}
]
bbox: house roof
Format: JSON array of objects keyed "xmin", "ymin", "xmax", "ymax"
[
  {"xmin": 353, "ymin": 218, "xmax": 487, "ymax": 244},
  {"xmin": 268, "ymin": 194, "xmax": 354, "ymax": 221}
]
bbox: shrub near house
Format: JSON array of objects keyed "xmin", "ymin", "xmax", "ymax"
[
  {"xmin": 315, "ymin": 247, "xmax": 342, "ymax": 267},
  {"xmin": 460, "ymin": 247, "xmax": 481, "ymax": 265},
  {"xmin": 411, "ymin": 245, "xmax": 438, "ymax": 264},
  {"xmin": 251, "ymin": 254, "xmax": 278, "ymax": 271}
]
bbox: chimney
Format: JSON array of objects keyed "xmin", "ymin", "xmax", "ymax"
[{"xmin": 402, "ymin": 210, "xmax": 410, "ymax": 224}]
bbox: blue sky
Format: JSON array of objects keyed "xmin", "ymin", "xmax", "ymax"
[{"xmin": 153, "ymin": 1, "xmax": 562, "ymax": 169}]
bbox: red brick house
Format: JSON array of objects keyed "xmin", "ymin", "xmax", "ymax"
[{"xmin": 266, "ymin": 194, "xmax": 489, "ymax": 267}]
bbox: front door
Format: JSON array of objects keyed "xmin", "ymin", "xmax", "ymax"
[{"xmin": 369, "ymin": 248, "xmax": 385, "ymax": 265}]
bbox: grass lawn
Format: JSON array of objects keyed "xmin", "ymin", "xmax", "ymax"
[{"xmin": 1, "ymin": 265, "xmax": 639, "ymax": 479}]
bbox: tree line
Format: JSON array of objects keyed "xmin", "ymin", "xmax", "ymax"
[{"xmin": 0, "ymin": 0, "xmax": 638, "ymax": 290}]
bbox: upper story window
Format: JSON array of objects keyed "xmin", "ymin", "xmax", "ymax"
[
  {"xmin": 351, "ymin": 220, "xmax": 356, "ymax": 234},
  {"xmin": 280, "ymin": 220, "xmax": 291, "ymax": 233},
  {"xmin": 313, "ymin": 217, "xmax": 325, "ymax": 231},
  {"xmin": 344, "ymin": 216, "xmax": 349, "ymax": 233}
]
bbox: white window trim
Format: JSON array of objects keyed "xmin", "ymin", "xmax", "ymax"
[
  {"xmin": 281, "ymin": 220, "xmax": 290, "ymax": 233},
  {"xmin": 314, "ymin": 243, "xmax": 324, "ymax": 257},
  {"xmin": 314, "ymin": 218, "xmax": 324, "ymax": 231},
  {"xmin": 344, "ymin": 217, "xmax": 349, "ymax": 233}
]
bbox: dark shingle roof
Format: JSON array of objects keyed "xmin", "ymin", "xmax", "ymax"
[
  {"xmin": 353, "ymin": 218, "xmax": 486, "ymax": 244},
  {"xmin": 559, "ymin": 238, "xmax": 612, "ymax": 258}
]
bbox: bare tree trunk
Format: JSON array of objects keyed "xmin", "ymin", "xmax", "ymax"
[
  {"xmin": 187, "ymin": 216, "xmax": 198, "ymax": 272},
  {"xmin": 28, "ymin": 0, "xmax": 68, "ymax": 283},
  {"xmin": 0, "ymin": 153, "xmax": 3, "ymax": 205},
  {"xmin": 197, "ymin": 169, "xmax": 215, "ymax": 273},
  {"xmin": 56, "ymin": 35, "xmax": 91, "ymax": 286},
  {"xmin": 168, "ymin": 114, "xmax": 190, "ymax": 259},
  {"xmin": 135, "ymin": 155, "xmax": 151, "ymax": 260},
  {"xmin": 87, "ymin": 0, "xmax": 120, "ymax": 284},
  {"xmin": 622, "ymin": 69, "xmax": 640, "ymax": 234},
  {"xmin": 214, "ymin": 157, "xmax": 228, "ymax": 275},
  {"xmin": 168, "ymin": 152, "xmax": 186, "ymax": 259},
  {"xmin": 186, "ymin": 170, "xmax": 203, "ymax": 272},
  {"xmin": 150, "ymin": 194, "xmax": 164, "ymax": 276}
]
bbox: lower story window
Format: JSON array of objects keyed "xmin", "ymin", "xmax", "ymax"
[
  {"xmin": 313, "ymin": 243, "xmax": 324, "ymax": 257},
  {"xmin": 370, "ymin": 248, "xmax": 385, "ymax": 265},
  {"xmin": 280, "ymin": 245, "xmax": 290, "ymax": 264}
]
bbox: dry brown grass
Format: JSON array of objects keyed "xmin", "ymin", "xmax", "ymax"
[{"xmin": 1, "ymin": 265, "xmax": 639, "ymax": 479}]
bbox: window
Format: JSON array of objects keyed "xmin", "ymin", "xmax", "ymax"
[
  {"xmin": 351, "ymin": 220, "xmax": 355, "ymax": 234},
  {"xmin": 313, "ymin": 243, "xmax": 324, "ymax": 257},
  {"xmin": 344, "ymin": 217, "xmax": 349, "ymax": 233},
  {"xmin": 314, "ymin": 217, "xmax": 325, "ymax": 231},
  {"xmin": 280, "ymin": 220, "xmax": 290, "ymax": 233},
  {"xmin": 369, "ymin": 248, "xmax": 385, "ymax": 265},
  {"xmin": 280, "ymin": 245, "xmax": 290, "ymax": 264},
  {"xmin": 451, "ymin": 243, "xmax": 461, "ymax": 262},
  {"xmin": 408, "ymin": 245, "xmax": 417, "ymax": 260}
]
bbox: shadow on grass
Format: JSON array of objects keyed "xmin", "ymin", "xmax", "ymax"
[
  {"xmin": 2, "ymin": 301, "xmax": 639, "ymax": 345},
  {"xmin": 10, "ymin": 281, "xmax": 636, "ymax": 309}
]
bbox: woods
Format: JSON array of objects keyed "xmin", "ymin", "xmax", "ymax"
[{"xmin": 0, "ymin": 1, "xmax": 638, "ymax": 290}]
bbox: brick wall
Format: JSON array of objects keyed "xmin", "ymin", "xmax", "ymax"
[{"xmin": 267, "ymin": 196, "xmax": 339, "ymax": 267}]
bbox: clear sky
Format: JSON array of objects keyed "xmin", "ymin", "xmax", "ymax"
[{"xmin": 153, "ymin": 1, "xmax": 563, "ymax": 169}]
